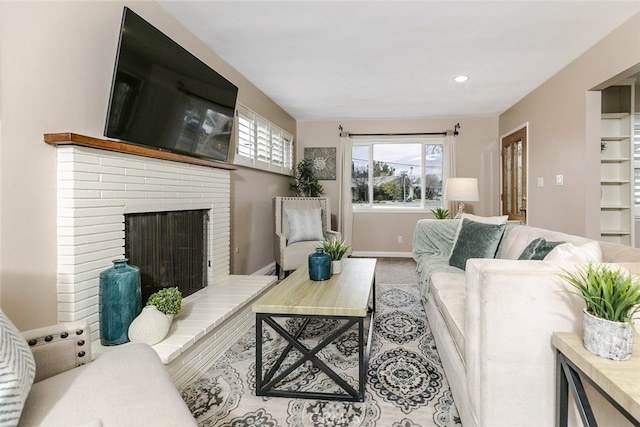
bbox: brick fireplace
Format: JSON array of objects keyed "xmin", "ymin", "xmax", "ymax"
[{"xmin": 55, "ymin": 144, "xmax": 231, "ymax": 342}]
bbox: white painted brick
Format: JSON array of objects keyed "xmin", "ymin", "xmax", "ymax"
[{"xmin": 55, "ymin": 145, "xmax": 231, "ymax": 338}]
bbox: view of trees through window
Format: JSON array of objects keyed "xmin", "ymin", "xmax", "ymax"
[{"xmin": 352, "ymin": 139, "xmax": 444, "ymax": 209}]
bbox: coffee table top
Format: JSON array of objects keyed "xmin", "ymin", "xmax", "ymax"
[{"xmin": 252, "ymin": 258, "xmax": 376, "ymax": 317}]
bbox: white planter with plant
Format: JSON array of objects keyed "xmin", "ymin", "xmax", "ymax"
[
  {"xmin": 128, "ymin": 287, "xmax": 182, "ymax": 346},
  {"xmin": 318, "ymin": 238, "xmax": 350, "ymax": 274},
  {"xmin": 560, "ymin": 263, "xmax": 640, "ymax": 361}
]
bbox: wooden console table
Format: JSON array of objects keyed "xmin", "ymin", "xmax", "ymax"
[{"xmin": 552, "ymin": 332, "xmax": 640, "ymax": 426}]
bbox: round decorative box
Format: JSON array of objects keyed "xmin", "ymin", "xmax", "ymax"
[
  {"xmin": 99, "ymin": 259, "xmax": 141, "ymax": 346},
  {"xmin": 128, "ymin": 305, "xmax": 173, "ymax": 346},
  {"xmin": 308, "ymin": 248, "xmax": 331, "ymax": 281}
]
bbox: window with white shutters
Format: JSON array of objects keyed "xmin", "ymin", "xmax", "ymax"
[{"xmin": 234, "ymin": 104, "xmax": 294, "ymax": 175}]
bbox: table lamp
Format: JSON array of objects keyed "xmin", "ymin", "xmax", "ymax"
[{"xmin": 444, "ymin": 178, "xmax": 479, "ymax": 219}]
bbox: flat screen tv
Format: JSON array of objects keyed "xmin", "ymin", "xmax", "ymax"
[{"xmin": 105, "ymin": 7, "xmax": 238, "ymax": 163}]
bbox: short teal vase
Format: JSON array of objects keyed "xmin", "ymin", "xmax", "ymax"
[
  {"xmin": 99, "ymin": 259, "xmax": 142, "ymax": 345},
  {"xmin": 308, "ymin": 249, "xmax": 331, "ymax": 281}
]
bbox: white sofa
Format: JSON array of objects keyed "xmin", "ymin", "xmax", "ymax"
[
  {"xmin": 413, "ymin": 218, "xmax": 640, "ymax": 427},
  {"xmin": 0, "ymin": 312, "xmax": 197, "ymax": 427}
]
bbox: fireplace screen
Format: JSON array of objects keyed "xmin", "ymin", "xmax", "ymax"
[{"xmin": 125, "ymin": 209, "xmax": 208, "ymax": 303}]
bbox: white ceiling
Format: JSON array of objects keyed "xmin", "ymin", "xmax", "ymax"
[{"xmin": 157, "ymin": 1, "xmax": 640, "ymax": 120}]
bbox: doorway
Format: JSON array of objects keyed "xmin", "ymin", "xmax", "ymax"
[{"xmin": 501, "ymin": 126, "xmax": 527, "ymax": 222}]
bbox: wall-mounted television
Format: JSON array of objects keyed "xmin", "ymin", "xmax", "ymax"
[{"xmin": 105, "ymin": 7, "xmax": 238, "ymax": 163}]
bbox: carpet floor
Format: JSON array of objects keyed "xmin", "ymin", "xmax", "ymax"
[{"xmin": 180, "ymin": 259, "xmax": 462, "ymax": 427}]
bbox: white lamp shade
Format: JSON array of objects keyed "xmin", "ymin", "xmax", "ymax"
[{"xmin": 444, "ymin": 178, "xmax": 479, "ymax": 201}]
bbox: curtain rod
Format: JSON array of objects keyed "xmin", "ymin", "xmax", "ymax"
[{"xmin": 338, "ymin": 123, "xmax": 460, "ymax": 137}]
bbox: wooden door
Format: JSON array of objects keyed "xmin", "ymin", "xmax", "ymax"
[{"xmin": 502, "ymin": 127, "xmax": 527, "ymax": 222}]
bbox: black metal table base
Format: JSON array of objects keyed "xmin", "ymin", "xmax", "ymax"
[
  {"xmin": 555, "ymin": 350, "xmax": 640, "ymax": 427},
  {"xmin": 255, "ymin": 298, "xmax": 375, "ymax": 402}
]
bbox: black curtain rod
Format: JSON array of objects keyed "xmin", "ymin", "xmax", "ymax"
[
  {"xmin": 346, "ymin": 131, "xmax": 447, "ymax": 137},
  {"xmin": 338, "ymin": 123, "xmax": 460, "ymax": 137}
]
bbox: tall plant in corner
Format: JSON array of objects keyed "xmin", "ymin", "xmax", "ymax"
[{"xmin": 290, "ymin": 158, "xmax": 324, "ymax": 197}]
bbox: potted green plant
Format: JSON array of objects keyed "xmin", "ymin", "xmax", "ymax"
[
  {"xmin": 147, "ymin": 287, "xmax": 183, "ymax": 316},
  {"xmin": 290, "ymin": 158, "xmax": 324, "ymax": 197},
  {"xmin": 318, "ymin": 238, "xmax": 350, "ymax": 274},
  {"xmin": 128, "ymin": 287, "xmax": 183, "ymax": 346},
  {"xmin": 560, "ymin": 263, "xmax": 640, "ymax": 360},
  {"xmin": 430, "ymin": 207, "xmax": 451, "ymax": 219}
]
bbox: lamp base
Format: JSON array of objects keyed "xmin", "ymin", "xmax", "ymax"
[{"xmin": 453, "ymin": 202, "xmax": 466, "ymax": 219}]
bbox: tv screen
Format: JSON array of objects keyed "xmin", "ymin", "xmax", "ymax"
[{"xmin": 105, "ymin": 7, "xmax": 238, "ymax": 163}]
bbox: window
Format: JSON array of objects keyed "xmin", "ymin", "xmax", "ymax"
[
  {"xmin": 352, "ymin": 137, "xmax": 446, "ymax": 209},
  {"xmin": 234, "ymin": 104, "xmax": 293, "ymax": 175}
]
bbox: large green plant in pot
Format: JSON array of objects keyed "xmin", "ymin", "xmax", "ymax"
[
  {"xmin": 290, "ymin": 158, "xmax": 324, "ymax": 197},
  {"xmin": 560, "ymin": 263, "xmax": 640, "ymax": 360}
]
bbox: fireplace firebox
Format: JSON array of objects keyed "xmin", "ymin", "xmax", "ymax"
[{"xmin": 125, "ymin": 210, "xmax": 208, "ymax": 303}]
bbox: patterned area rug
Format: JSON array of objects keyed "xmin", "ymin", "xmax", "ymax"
[{"xmin": 180, "ymin": 283, "xmax": 462, "ymax": 427}]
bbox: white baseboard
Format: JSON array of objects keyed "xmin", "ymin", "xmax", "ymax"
[
  {"xmin": 350, "ymin": 251, "xmax": 413, "ymax": 258},
  {"xmin": 252, "ymin": 262, "xmax": 276, "ymax": 276}
]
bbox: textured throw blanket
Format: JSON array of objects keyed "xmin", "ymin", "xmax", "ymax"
[{"xmin": 412, "ymin": 219, "xmax": 463, "ymax": 298}]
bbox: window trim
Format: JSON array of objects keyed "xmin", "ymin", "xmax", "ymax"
[
  {"xmin": 233, "ymin": 104, "xmax": 293, "ymax": 175},
  {"xmin": 351, "ymin": 136, "xmax": 447, "ymax": 211}
]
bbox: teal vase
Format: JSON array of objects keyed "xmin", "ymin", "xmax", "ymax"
[
  {"xmin": 99, "ymin": 259, "xmax": 142, "ymax": 345},
  {"xmin": 308, "ymin": 249, "xmax": 331, "ymax": 281}
]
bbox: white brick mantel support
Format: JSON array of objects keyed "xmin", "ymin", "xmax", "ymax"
[{"xmin": 56, "ymin": 145, "xmax": 231, "ymax": 342}]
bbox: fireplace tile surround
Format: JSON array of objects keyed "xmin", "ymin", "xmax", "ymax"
[{"xmin": 49, "ymin": 136, "xmax": 278, "ymax": 386}]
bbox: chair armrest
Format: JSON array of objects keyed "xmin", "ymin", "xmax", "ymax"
[
  {"xmin": 22, "ymin": 319, "xmax": 92, "ymax": 383},
  {"xmin": 274, "ymin": 232, "xmax": 287, "ymax": 264},
  {"xmin": 324, "ymin": 230, "xmax": 342, "ymax": 240}
]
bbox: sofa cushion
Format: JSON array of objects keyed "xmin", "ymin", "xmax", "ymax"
[
  {"xmin": 20, "ymin": 343, "xmax": 196, "ymax": 426},
  {"xmin": 449, "ymin": 218, "xmax": 506, "ymax": 270},
  {"xmin": 545, "ymin": 241, "xmax": 602, "ymax": 264},
  {"xmin": 451, "ymin": 214, "xmax": 508, "ymax": 254},
  {"xmin": 285, "ymin": 208, "xmax": 324, "ymax": 243},
  {"xmin": 430, "ymin": 272, "xmax": 466, "ymax": 361},
  {"xmin": 498, "ymin": 225, "xmax": 593, "ymax": 260},
  {"xmin": 518, "ymin": 237, "xmax": 565, "ymax": 260},
  {"xmin": 0, "ymin": 309, "xmax": 36, "ymax": 427}
]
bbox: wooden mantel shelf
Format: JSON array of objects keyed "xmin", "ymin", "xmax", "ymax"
[{"xmin": 44, "ymin": 132, "xmax": 237, "ymax": 170}]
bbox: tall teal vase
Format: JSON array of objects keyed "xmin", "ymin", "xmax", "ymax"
[
  {"xmin": 99, "ymin": 259, "xmax": 142, "ymax": 345},
  {"xmin": 308, "ymin": 249, "xmax": 331, "ymax": 281}
]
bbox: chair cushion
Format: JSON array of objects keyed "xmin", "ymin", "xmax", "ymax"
[
  {"xmin": 449, "ymin": 218, "xmax": 506, "ymax": 270},
  {"xmin": 0, "ymin": 309, "xmax": 35, "ymax": 426},
  {"xmin": 285, "ymin": 208, "xmax": 324, "ymax": 243},
  {"xmin": 518, "ymin": 237, "xmax": 565, "ymax": 260}
]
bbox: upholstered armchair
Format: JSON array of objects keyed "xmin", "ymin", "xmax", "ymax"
[
  {"xmin": 273, "ymin": 196, "xmax": 341, "ymax": 277},
  {"xmin": 0, "ymin": 310, "xmax": 196, "ymax": 426}
]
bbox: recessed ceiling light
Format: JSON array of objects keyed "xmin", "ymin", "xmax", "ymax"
[{"xmin": 454, "ymin": 75, "xmax": 469, "ymax": 83}]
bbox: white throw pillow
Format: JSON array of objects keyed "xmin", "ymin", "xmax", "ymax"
[
  {"xmin": 451, "ymin": 214, "xmax": 509, "ymax": 255},
  {"xmin": 545, "ymin": 241, "xmax": 603, "ymax": 264},
  {"xmin": 285, "ymin": 208, "xmax": 324, "ymax": 244},
  {"xmin": 0, "ymin": 309, "xmax": 36, "ymax": 426}
]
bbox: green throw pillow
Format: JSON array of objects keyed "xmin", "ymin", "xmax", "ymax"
[
  {"xmin": 518, "ymin": 237, "xmax": 565, "ymax": 260},
  {"xmin": 449, "ymin": 219, "xmax": 507, "ymax": 270}
]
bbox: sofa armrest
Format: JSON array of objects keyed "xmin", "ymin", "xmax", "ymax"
[
  {"xmin": 22, "ymin": 319, "xmax": 92, "ymax": 383},
  {"xmin": 464, "ymin": 259, "xmax": 583, "ymax": 426}
]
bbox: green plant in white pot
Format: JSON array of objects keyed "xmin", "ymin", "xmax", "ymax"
[
  {"xmin": 318, "ymin": 238, "xmax": 350, "ymax": 274},
  {"xmin": 128, "ymin": 287, "xmax": 183, "ymax": 346},
  {"xmin": 560, "ymin": 263, "xmax": 640, "ymax": 360}
]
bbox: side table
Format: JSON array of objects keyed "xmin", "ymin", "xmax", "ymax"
[{"xmin": 552, "ymin": 332, "xmax": 640, "ymax": 427}]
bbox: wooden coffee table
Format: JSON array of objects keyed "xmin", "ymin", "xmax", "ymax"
[{"xmin": 252, "ymin": 258, "xmax": 376, "ymax": 402}]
